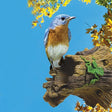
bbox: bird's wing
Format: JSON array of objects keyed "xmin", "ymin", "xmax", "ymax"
[
  {"xmin": 44, "ymin": 28, "xmax": 49, "ymax": 46},
  {"xmin": 68, "ymin": 28, "xmax": 71, "ymax": 41},
  {"xmin": 44, "ymin": 28, "xmax": 56, "ymax": 47}
]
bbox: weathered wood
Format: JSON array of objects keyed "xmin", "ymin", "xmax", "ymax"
[{"xmin": 43, "ymin": 46, "xmax": 112, "ymax": 109}]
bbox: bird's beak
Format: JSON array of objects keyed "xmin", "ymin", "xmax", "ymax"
[{"xmin": 68, "ymin": 16, "xmax": 76, "ymax": 21}]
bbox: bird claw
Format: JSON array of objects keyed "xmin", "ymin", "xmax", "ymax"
[{"xmin": 49, "ymin": 70, "xmax": 57, "ymax": 76}]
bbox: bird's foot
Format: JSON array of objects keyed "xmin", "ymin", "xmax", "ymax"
[
  {"xmin": 49, "ymin": 65, "xmax": 58, "ymax": 76},
  {"xmin": 49, "ymin": 69, "xmax": 57, "ymax": 76},
  {"xmin": 59, "ymin": 57, "xmax": 64, "ymax": 66}
]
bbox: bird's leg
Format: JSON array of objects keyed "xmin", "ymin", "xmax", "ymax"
[
  {"xmin": 49, "ymin": 60, "xmax": 57, "ymax": 76},
  {"xmin": 59, "ymin": 57, "xmax": 64, "ymax": 66}
]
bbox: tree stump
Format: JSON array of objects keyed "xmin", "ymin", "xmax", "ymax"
[{"xmin": 43, "ymin": 46, "xmax": 112, "ymax": 109}]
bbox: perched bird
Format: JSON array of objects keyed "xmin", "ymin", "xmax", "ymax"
[{"xmin": 44, "ymin": 14, "xmax": 75, "ymax": 68}]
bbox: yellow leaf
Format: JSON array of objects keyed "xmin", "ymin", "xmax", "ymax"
[
  {"xmin": 36, "ymin": 14, "xmax": 43, "ymax": 20},
  {"xmin": 47, "ymin": 7, "xmax": 55, "ymax": 17},
  {"xmin": 94, "ymin": 35, "xmax": 99, "ymax": 40},
  {"xmin": 110, "ymin": 47, "xmax": 112, "ymax": 52},
  {"xmin": 106, "ymin": 18, "xmax": 112, "ymax": 30},
  {"xmin": 32, "ymin": 20, "xmax": 38, "ymax": 28},
  {"xmin": 82, "ymin": 0, "xmax": 91, "ymax": 4},
  {"xmin": 61, "ymin": 0, "xmax": 64, "ymax": 4},
  {"xmin": 91, "ymin": 35, "xmax": 99, "ymax": 40},
  {"xmin": 86, "ymin": 28, "xmax": 92, "ymax": 33},
  {"xmin": 32, "ymin": 9, "xmax": 37, "ymax": 15},
  {"xmin": 108, "ymin": 18, "xmax": 112, "ymax": 25},
  {"xmin": 55, "ymin": 3, "xmax": 60, "ymax": 11},
  {"xmin": 63, "ymin": 0, "xmax": 71, "ymax": 6},
  {"xmin": 93, "ymin": 24, "xmax": 97, "ymax": 28},
  {"xmin": 87, "ymin": 106, "xmax": 93, "ymax": 110},
  {"xmin": 28, "ymin": 0, "xmax": 33, "ymax": 7},
  {"xmin": 41, "ymin": 17, "xmax": 44, "ymax": 23}
]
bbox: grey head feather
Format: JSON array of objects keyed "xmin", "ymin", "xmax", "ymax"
[{"xmin": 44, "ymin": 14, "xmax": 72, "ymax": 46}]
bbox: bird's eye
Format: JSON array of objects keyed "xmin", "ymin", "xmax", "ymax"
[{"xmin": 61, "ymin": 17, "xmax": 65, "ymax": 21}]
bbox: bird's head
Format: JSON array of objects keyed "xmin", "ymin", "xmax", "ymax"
[{"xmin": 50, "ymin": 14, "xmax": 75, "ymax": 28}]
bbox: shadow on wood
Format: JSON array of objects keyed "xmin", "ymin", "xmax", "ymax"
[{"xmin": 43, "ymin": 46, "xmax": 112, "ymax": 109}]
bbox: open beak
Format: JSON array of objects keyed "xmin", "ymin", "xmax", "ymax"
[{"xmin": 68, "ymin": 16, "xmax": 76, "ymax": 21}]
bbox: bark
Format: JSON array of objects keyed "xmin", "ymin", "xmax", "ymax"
[{"xmin": 43, "ymin": 46, "xmax": 112, "ymax": 109}]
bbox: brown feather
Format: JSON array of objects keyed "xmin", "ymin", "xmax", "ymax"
[{"xmin": 46, "ymin": 24, "xmax": 69, "ymax": 48}]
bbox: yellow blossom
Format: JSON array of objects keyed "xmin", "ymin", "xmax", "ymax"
[
  {"xmin": 48, "ymin": 7, "xmax": 55, "ymax": 17},
  {"xmin": 32, "ymin": 20, "xmax": 38, "ymax": 28},
  {"xmin": 28, "ymin": 0, "xmax": 33, "ymax": 7},
  {"xmin": 32, "ymin": 5, "xmax": 41, "ymax": 15},
  {"xmin": 40, "ymin": 8, "xmax": 48, "ymax": 16},
  {"xmin": 82, "ymin": 0, "xmax": 91, "ymax": 4},
  {"xmin": 36, "ymin": 14, "xmax": 43, "ymax": 20},
  {"xmin": 94, "ymin": 35, "xmax": 99, "ymax": 40},
  {"xmin": 55, "ymin": 3, "xmax": 60, "ymax": 11},
  {"xmin": 63, "ymin": 0, "xmax": 71, "ymax": 6},
  {"xmin": 41, "ymin": 17, "xmax": 44, "ymax": 23},
  {"xmin": 32, "ymin": 9, "xmax": 37, "ymax": 15},
  {"xmin": 91, "ymin": 34, "xmax": 99, "ymax": 40}
]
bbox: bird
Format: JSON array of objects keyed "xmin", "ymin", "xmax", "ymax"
[{"xmin": 44, "ymin": 14, "xmax": 75, "ymax": 69}]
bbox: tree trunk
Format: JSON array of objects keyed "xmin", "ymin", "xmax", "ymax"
[{"xmin": 43, "ymin": 46, "xmax": 112, "ymax": 109}]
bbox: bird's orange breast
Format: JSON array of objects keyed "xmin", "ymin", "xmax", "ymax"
[{"xmin": 46, "ymin": 25, "xmax": 69, "ymax": 48}]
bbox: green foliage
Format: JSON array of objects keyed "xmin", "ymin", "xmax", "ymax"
[
  {"xmin": 80, "ymin": 56, "xmax": 104, "ymax": 85},
  {"xmin": 96, "ymin": 0, "xmax": 112, "ymax": 8}
]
